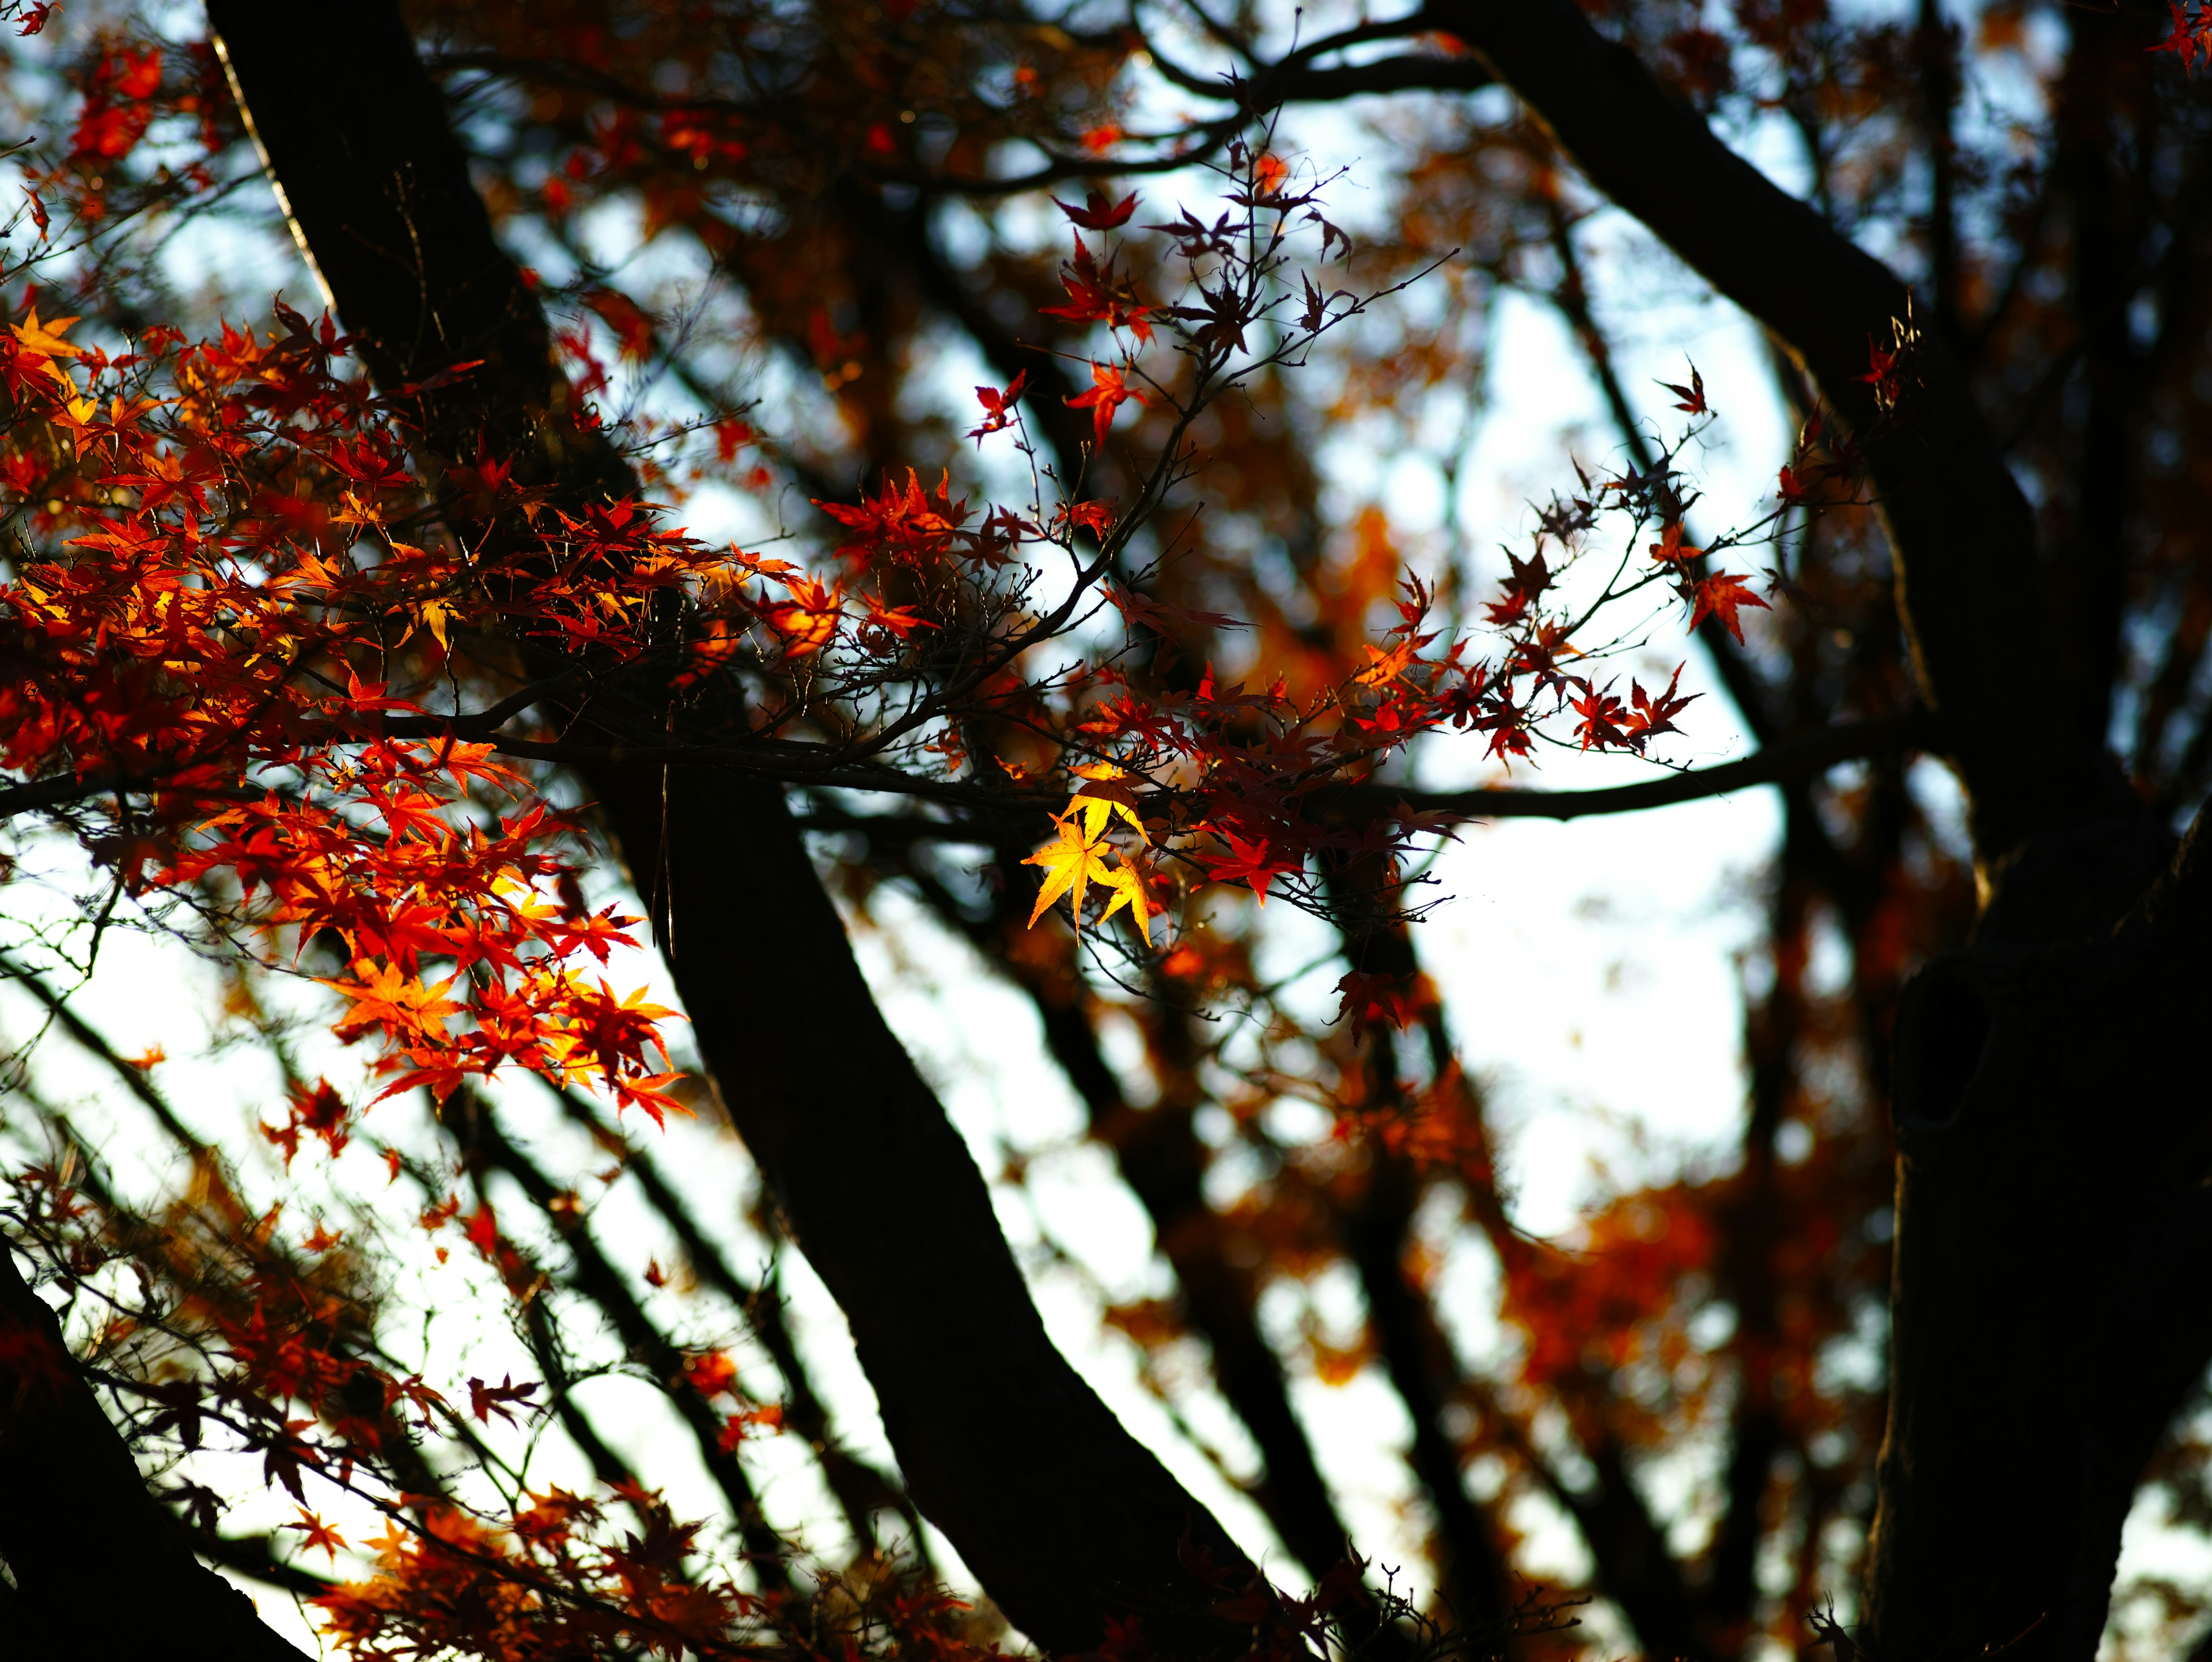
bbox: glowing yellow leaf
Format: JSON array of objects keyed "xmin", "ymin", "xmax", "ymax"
[
  {"xmin": 1066, "ymin": 760, "xmax": 1147, "ymax": 843},
  {"xmin": 1022, "ymin": 816, "xmax": 1115, "ymax": 933},
  {"xmin": 1094, "ymin": 857, "xmax": 1156, "ymax": 945}
]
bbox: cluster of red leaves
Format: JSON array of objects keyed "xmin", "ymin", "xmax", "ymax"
[
  {"xmin": 2153, "ymin": 0, "xmax": 2212, "ymax": 70},
  {"xmin": 14, "ymin": 17, "xmax": 233, "ymax": 229},
  {"xmin": 0, "ymin": 305, "xmax": 695, "ymax": 1122}
]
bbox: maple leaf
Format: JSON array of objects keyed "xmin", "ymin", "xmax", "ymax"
[
  {"xmin": 301, "ymin": 1220, "xmax": 343, "ymax": 1253},
  {"xmin": 1066, "ymin": 760, "xmax": 1147, "ymax": 842},
  {"xmin": 1095, "ymin": 856, "xmax": 1159, "ymax": 945},
  {"xmin": 1570, "ymin": 681, "xmax": 1628, "ymax": 751},
  {"xmin": 968, "ymin": 369, "xmax": 1028, "ymax": 443},
  {"xmin": 860, "ymin": 590, "xmax": 932, "ymax": 638},
  {"xmin": 1335, "ymin": 970, "xmax": 1421, "ymax": 1029},
  {"xmin": 343, "ymin": 669, "xmax": 425, "ymax": 715},
  {"xmin": 329, "ymin": 961, "xmax": 462, "ymax": 1045},
  {"xmin": 263, "ymin": 1077, "xmax": 353, "ymax": 1168},
  {"xmin": 1054, "ymin": 188, "xmax": 1138, "ymax": 230},
  {"xmin": 1145, "ymin": 206, "xmax": 1238, "ymax": 259},
  {"xmin": 1102, "ymin": 581, "xmax": 1243, "ymax": 639},
  {"xmin": 1355, "ymin": 640, "xmax": 1416, "ymax": 688},
  {"xmin": 1203, "ymin": 832, "xmax": 1300, "ymax": 906},
  {"xmin": 585, "ymin": 289, "xmax": 655, "ymax": 361},
  {"xmin": 613, "ymin": 1072, "xmax": 690, "ymax": 1127},
  {"xmin": 1657, "ymin": 363, "xmax": 1707, "ymax": 414},
  {"xmin": 1623, "ymin": 664, "xmax": 1698, "ymax": 751},
  {"xmin": 684, "ymin": 1351, "xmax": 740, "ymax": 1397},
  {"xmin": 1040, "ymin": 236, "xmax": 1152, "ymax": 338},
  {"xmin": 1682, "ymin": 570, "xmax": 1771, "ymax": 642},
  {"xmin": 756, "ymin": 571, "xmax": 844, "ymax": 658},
  {"xmin": 464, "ymin": 1204, "xmax": 501, "ymax": 1258},
  {"xmin": 468, "ymin": 1373, "xmax": 542, "ymax": 1426},
  {"xmin": 716, "ymin": 1402, "xmax": 785, "ymax": 1452},
  {"xmin": 1648, "ymin": 521, "xmax": 1701, "ymax": 565},
  {"xmin": 1485, "ymin": 548, "xmax": 1552, "ymax": 626},
  {"xmin": 2151, "ymin": 0, "xmax": 2210, "ymax": 68},
  {"xmin": 1024, "ymin": 816, "xmax": 1116, "ymax": 933},
  {"xmin": 287, "ymin": 1506, "xmax": 349, "ymax": 1561},
  {"xmin": 1060, "ymin": 498, "xmax": 1118, "ymax": 538},
  {"xmin": 1066, "ymin": 360, "xmax": 1147, "ymax": 450},
  {"xmin": 12, "ymin": 304, "xmax": 82, "ymax": 360}
]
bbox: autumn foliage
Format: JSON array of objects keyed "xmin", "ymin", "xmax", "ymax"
[{"xmin": 3, "ymin": 0, "xmax": 2210, "ymax": 1659}]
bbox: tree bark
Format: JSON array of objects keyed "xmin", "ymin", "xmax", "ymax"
[
  {"xmin": 0, "ymin": 1237, "xmax": 313, "ymax": 1660},
  {"xmin": 203, "ymin": 3, "xmax": 1259, "ymax": 1652},
  {"xmin": 1876, "ymin": 822, "xmax": 2212, "ymax": 1662},
  {"xmin": 1392, "ymin": 5, "xmax": 2210, "ymax": 1660}
]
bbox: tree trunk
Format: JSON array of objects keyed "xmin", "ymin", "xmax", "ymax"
[
  {"xmin": 1413, "ymin": 2, "xmax": 2212, "ymax": 1656},
  {"xmin": 204, "ymin": 3, "xmax": 1259, "ymax": 1652},
  {"xmin": 0, "ymin": 1237, "xmax": 313, "ymax": 1659},
  {"xmin": 1873, "ymin": 816, "xmax": 2212, "ymax": 1662}
]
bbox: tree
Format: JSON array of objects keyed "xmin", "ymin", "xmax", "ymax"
[{"xmin": 0, "ymin": 0, "xmax": 2208, "ymax": 1660}]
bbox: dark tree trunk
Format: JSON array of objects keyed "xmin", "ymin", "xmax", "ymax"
[
  {"xmin": 0, "ymin": 1239, "xmax": 313, "ymax": 1659},
  {"xmin": 1870, "ymin": 815, "xmax": 2212, "ymax": 1662},
  {"xmin": 204, "ymin": 3, "xmax": 1259, "ymax": 1652},
  {"xmin": 1412, "ymin": 2, "xmax": 2212, "ymax": 1657}
]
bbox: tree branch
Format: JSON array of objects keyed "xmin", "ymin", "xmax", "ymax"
[
  {"xmin": 1378, "ymin": 0, "xmax": 2124, "ymax": 857},
  {"xmin": 1323, "ymin": 709, "xmax": 1932, "ymax": 821}
]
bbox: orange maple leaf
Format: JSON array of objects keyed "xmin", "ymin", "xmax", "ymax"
[
  {"xmin": 12, "ymin": 304, "xmax": 82, "ymax": 360},
  {"xmin": 1066, "ymin": 361, "xmax": 1147, "ymax": 450},
  {"xmin": 286, "ymin": 1506, "xmax": 349, "ymax": 1561}
]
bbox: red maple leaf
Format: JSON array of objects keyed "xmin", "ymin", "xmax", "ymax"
[
  {"xmin": 1647, "ymin": 521, "xmax": 1701, "ymax": 565},
  {"xmin": 1202, "ymin": 832, "xmax": 1300, "ymax": 906},
  {"xmin": 2150, "ymin": 0, "xmax": 2210, "ymax": 70},
  {"xmin": 684, "ymin": 1351, "xmax": 740, "ymax": 1397},
  {"xmin": 286, "ymin": 1507, "xmax": 349, "ymax": 1561},
  {"xmin": 1656, "ymin": 363, "xmax": 1707, "ymax": 414},
  {"xmin": 1335, "ymin": 970, "xmax": 1422, "ymax": 1030},
  {"xmin": 1623, "ymin": 664, "xmax": 1698, "ymax": 751},
  {"xmin": 1055, "ymin": 188, "xmax": 1138, "ymax": 230},
  {"xmin": 968, "ymin": 369, "xmax": 1028, "ymax": 443},
  {"xmin": 1570, "ymin": 680, "xmax": 1628, "ymax": 751},
  {"xmin": 1682, "ymin": 570, "xmax": 1771, "ymax": 642},
  {"xmin": 1066, "ymin": 361, "xmax": 1147, "ymax": 450},
  {"xmin": 468, "ymin": 1373, "xmax": 541, "ymax": 1426},
  {"xmin": 1040, "ymin": 236, "xmax": 1152, "ymax": 338}
]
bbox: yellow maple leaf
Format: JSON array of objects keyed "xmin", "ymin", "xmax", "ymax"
[
  {"xmin": 1065, "ymin": 760, "xmax": 1147, "ymax": 843},
  {"xmin": 1094, "ymin": 857, "xmax": 1156, "ymax": 945},
  {"xmin": 13, "ymin": 304, "xmax": 82, "ymax": 360},
  {"xmin": 1023, "ymin": 815, "xmax": 1116, "ymax": 933},
  {"xmin": 406, "ymin": 597, "xmax": 452, "ymax": 652}
]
